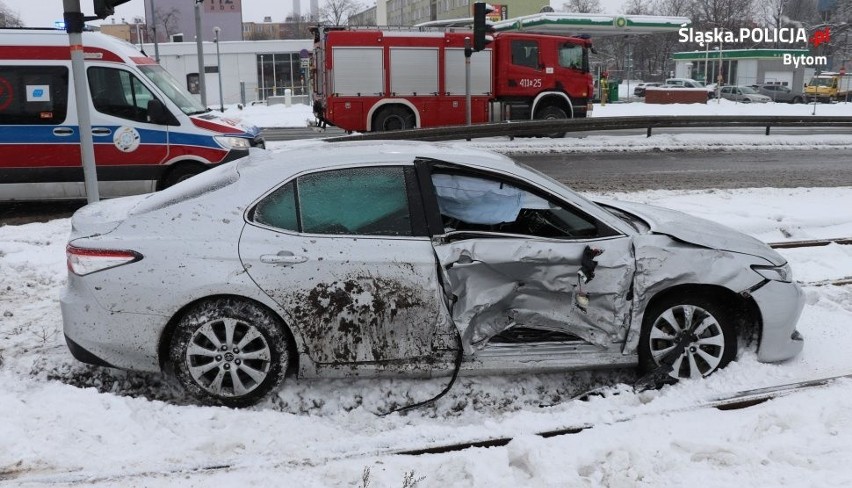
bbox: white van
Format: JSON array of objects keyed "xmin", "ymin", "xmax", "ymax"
[{"xmin": 0, "ymin": 28, "xmax": 264, "ymax": 201}]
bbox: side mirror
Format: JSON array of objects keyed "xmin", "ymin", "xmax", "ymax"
[{"xmin": 147, "ymin": 99, "xmax": 176, "ymax": 125}]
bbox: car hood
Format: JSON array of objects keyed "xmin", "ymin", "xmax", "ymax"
[{"xmin": 598, "ymin": 199, "xmax": 785, "ymax": 266}]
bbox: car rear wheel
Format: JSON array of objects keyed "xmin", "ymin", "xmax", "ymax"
[
  {"xmin": 168, "ymin": 298, "xmax": 290, "ymax": 407},
  {"xmin": 791, "ymin": 96, "xmax": 803, "ymax": 104},
  {"xmin": 638, "ymin": 295, "xmax": 737, "ymax": 380}
]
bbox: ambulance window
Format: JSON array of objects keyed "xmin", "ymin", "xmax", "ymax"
[
  {"xmin": 0, "ymin": 66, "xmax": 69, "ymax": 125},
  {"xmin": 88, "ymin": 67, "xmax": 157, "ymax": 123}
]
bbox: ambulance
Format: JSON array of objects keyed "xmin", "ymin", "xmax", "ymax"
[{"xmin": 0, "ymin": 28, "xmax": 264, "ymax": 201}]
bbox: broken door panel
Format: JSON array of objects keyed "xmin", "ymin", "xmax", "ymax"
[{"xmin": 433, "ymin": 236, "xmax": 635, "ymax": 353}]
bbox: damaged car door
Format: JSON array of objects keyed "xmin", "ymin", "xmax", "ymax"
[
  {"xmin": 239, "ymin": 165, "xmax": 454, "ymax": 365},
  {"xmin": 422, "ymin": 167, "xmax": 636, "ymax": 355}
]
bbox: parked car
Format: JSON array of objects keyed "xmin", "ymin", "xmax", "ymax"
[
  {"xmin": 719, "ymin": 86, "xmax": 772, "ymax": 103},
  {"xmin": 61, "ymin": 141, "xmax": 804, "ymax": 407},
  {"xmin": 664, "ymin": 78, "xmax": 715, "ymax": 99},
  {"xmin": 664, "ymin": 78, "xmax": 706, "ymax": 88},
  {"xmin": 751, "ymin": 84, "xmax": 804, "ymax": 104},
  {"xmin": 634, "ymin": 82, "xmax": 662, "ymax": 97}
]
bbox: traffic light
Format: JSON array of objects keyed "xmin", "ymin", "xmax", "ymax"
[
  {"xmin": 93, "ymin": 0, "xmax": 133, "ymax": 19},
  {"xmin": 473, "ymin": 2, "xmax": 493, "ymax": 52}
]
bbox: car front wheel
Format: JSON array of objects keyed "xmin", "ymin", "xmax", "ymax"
[
  {"xmin": 168, "ymin": 298, "xmax": 290, "ymax": 407},
  {"xmin": 638, "ymin": 296, "xmax": 737, "ymax": 380}
]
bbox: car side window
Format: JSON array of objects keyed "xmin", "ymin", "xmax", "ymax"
[
  {"xmin": 299, "ymin": 167, "xmax": 412, "ymax": 236},
  {"xmin": 255, "ymin": 167, "xmax": 414, "ymax": 236},
  {"xmin": 255, "ymin": 181, "xmax": 298, "ymax": 231},
  {"xmin": 431, "ymin": 172, "xmax": 600, "ymax": 239},
  {"xmin": 87, "ymin": 67, "xmax": 157, "ymax": 123}
]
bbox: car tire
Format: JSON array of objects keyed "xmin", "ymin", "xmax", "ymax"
[
  {"xmin": 168, "ymin": 297, "xmax": 291, "ymax": 407},
  {"xmin": 791, "ymin": 96, "xmax": 803, "ymax": 104},
  {"xmin": 374, "ymin": 106, "xmax": 415, "ymax": 131},
  {"xmin": 534, "ymin": 105, "xmax": 569, "ymax": 138},
  {"xmin": 638, "ymin": 294, "xmax": 738, "ymax": 380}
]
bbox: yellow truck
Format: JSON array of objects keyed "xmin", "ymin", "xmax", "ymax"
[{"xmin": 804, "ymin": 72, "xmax": 852, "ymax": 102}]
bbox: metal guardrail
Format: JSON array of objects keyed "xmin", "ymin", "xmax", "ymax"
[{"xmin": 323, "ymin": 115, "xmax": 852, "ymax": 142}]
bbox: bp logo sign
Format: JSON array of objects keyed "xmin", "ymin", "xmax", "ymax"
[{"xmin": 615, "ymin": 17, "xmax": 627, "ymax": 28}]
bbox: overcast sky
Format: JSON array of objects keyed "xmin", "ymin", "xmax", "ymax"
[
  {"xmin": 13, "ymin": 0, "xmax": 309, "ymax": 27},
  {"xmin": 13, "ymin": 0, "xmax": 627, "ymax": 27}
]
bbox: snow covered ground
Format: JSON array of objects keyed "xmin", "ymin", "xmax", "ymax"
[
  {"xmin": 2, "ymin": 100, "xmax": 851, "ymax": 485},
  {"xmin": 2, "ymin": 178, "xmax": 852, "ymax": 485}
]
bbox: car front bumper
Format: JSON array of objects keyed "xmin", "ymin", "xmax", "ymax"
[
  {"xmin": 60, "ymin": 277, "xmax": 167, "ymax": 373},
  {"xmin": 752, "ymin": 279, "xmax": 805, "ymax": 362}
]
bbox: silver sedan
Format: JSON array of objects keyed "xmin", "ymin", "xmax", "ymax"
[{"xmin": 61, "ymin": 141, "xmax": 804, "ymax": 407}]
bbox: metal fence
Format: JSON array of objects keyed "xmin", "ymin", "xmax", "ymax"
[{"xmin": 323, "ymin": 115, "xmax": 852, "ymax": 142}]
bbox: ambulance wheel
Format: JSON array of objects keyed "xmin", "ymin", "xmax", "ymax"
[
  {"xmin": 160, "ymin": 163, "xmax": 206, "ymax": 189},
  {"xmin": 374, "ymin": 106, "xmax": 415, "ymax": 131}
]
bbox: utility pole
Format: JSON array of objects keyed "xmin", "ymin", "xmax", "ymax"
[
  {"xmin": 63, "ymin": 0, "xmax": 100, "ymax": 203},
  {"xmin": 150, "ymin": 0, "xmax": 159, "ymax": 62},
  {"xmin": 194, "ymin": 0, "xmax": 207, "ymax": 108}
]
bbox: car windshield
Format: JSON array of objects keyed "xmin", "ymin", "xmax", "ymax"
[
  {"xmin": 809, "ymin": 77, "xmax": 833, "ymax": 87},
  {"xmin": 739, "ymin": 86, "xmax": 758, "ymax": 94},
  {"xmin": 139, "ymin": 65, "xmax": 208, "ymax": 115}
]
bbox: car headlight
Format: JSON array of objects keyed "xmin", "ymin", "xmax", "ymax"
[
  {"xmin": 751, "ymin": 263, "xmax": 792, "ymax": 283},
  {"xmin": 214, "ymin": 136, "xmax": 251, "ymax": 149}
]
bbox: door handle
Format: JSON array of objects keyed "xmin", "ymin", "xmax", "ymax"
[
  {"xmin": 92, "ymin": 127, "xmax": 112, "ymax": 136},
  {"xmin": 53, "ymin": 127, "xmax": 74, "ymax": 136},
  {"xmin": 260, "ymin": 252, "xmax": 308, "ymax": 265}
]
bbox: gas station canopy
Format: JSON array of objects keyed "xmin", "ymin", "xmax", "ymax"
[
  {"xmin": 417, "ymin": 13, "xmax": 691, "ymax": 37},
  {"xmin": 493, "ymin": 13, "xmax": 690, "ymax": 36}
]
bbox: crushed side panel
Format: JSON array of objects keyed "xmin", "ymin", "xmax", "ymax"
[{"xmin": 434, "ymin": 237, "xmax": 634, "ymax": 353}]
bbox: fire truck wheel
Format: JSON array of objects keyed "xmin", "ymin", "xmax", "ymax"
[
  {"xmin": 374, "ymin": 106, "xmax": 415, "ymax": 131},
  {"xmin": 535, "ymin": 106, "xmax": 568, "ymax": 138}
]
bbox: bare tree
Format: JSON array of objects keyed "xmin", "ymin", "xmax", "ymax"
[
  {"xmin": 690, "ymin": 0, "xmax": 757, "ymax": 31},
  {"xmin": 319, "ymin": 0, "xmax": 366, "ymax": 25},
  {"xmin": 0, "ymin": 1, "xmax": 23, "ymax": 27},
  {"xmin": 623, "ymin": 0, "xmax": 652, "ymax": 15},
  {"xmin": 146, "ymin": 7, "xmax": 181, "ymax": 42},
  {"xmin": 157, "ymin": 7, "xmax": 181, "ymax": 38},
  {"xmin": 560, "ymin": 0, "xmax": 603, "ymax": 13}
]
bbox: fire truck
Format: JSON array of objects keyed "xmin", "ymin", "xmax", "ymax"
[{"xmin": 310, "ymin": 26, "xmax": 593, "ymax": 133}]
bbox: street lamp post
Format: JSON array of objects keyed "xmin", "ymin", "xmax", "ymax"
[
  {"xmin": 194, "ymin": 0, "xmax": 207, "ymax": 107},
  {"xmin": 260, "ymin": 54, "xmax": 265, "ymax": 100},
  {"xmin": 214, "ymin": 26, "xmax": 224, "ymax": 112},
  {"xmin": 150, "ymin": 0, "xmax": 159, "ymax": 62}
]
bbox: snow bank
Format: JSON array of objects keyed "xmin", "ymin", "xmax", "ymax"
[{"xmin": 1, "ymin": 188, "xmax": 851, "ymax": 486}]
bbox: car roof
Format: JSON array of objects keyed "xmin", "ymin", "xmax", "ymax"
[{"xmin": 238, "ymin": 140, "xmax": 521, "ymax": 178}]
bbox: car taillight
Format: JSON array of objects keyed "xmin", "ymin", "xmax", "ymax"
[{"xmin": 66, "ymin": 245, "xmax": 142, "ymax": 276}]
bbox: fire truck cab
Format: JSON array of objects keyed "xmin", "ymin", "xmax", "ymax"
[{"xmin": 310, "ymin": 26, "xmax": 592, "ymax": 133}]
